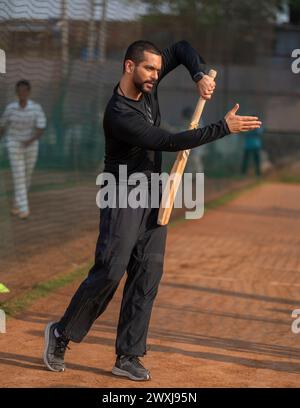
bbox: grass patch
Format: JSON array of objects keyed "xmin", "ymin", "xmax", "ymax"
[
  {"xmin": 169, "ymin": 179, "xmax": 262, "ymax": 227},
  {"xmin": 276, "ymin": 174, "xmax": 300, "ymax": 184},
  {"xmin": 205, "ymin": 180, "xmax": 261, "ymax": 210},
  {"xmin": 0, "ymin": 263, "xmax": 91, "ymax": 318}
]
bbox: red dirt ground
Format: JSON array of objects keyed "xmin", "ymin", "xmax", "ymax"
[{"xmin": 1, "ymin": 182, "xmax": 300, "ymax": 387}]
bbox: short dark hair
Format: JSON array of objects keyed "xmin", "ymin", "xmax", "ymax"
[
  {"xmin": 123, "ymin": 40, "xmax": 162, "ymax": 73},
  {"xmin": 16, "ymin": 79, "xmax": 31, "ymax": 91}
]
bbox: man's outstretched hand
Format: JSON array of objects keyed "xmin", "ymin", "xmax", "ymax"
[{"xmin": 225, "ymin": 104, "xmax": 262, "ymax": 133}]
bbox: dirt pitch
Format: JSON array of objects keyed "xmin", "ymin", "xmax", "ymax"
[{"xmin": 1, "ymin": 181, "xmax": 300, "ymax": 387}]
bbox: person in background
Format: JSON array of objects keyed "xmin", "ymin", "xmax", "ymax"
[
  {"xmin": 0, "ymin": 80, "xmax": 46, "ymax": 219},
  {"xmin": 241, "ymin": 126, "xmax": 263, "ymax": 177},
  {"xmin": 161, "ymin": 106, "xmax": 206, "ymax": 175},
  {"xmin": 181, "ymin": 106, "xmax": 206, "ymax": 175}
]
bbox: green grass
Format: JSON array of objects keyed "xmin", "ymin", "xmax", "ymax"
[
  {"xmin": 169, "ymin": 179, "xmax": 262, "ymax": 227},
  {"xmin": 0, "ymin": 263, "xmax": 91, "ymax": 318},
  {"xmin": 276, "ymin": 174, "xmax": 300, "ymax": 184},
  {"xmin": 205, "ymin": 180, "xmax": 262, "ymax": 210}
]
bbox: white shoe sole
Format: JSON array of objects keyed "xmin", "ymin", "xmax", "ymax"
[
  {"xmin": 112, "ymin": 366, "xmax": 150, "ymax": 381},
  {"xmin": 43, "ymin": 321, "xmax": 65, "ymax": 372}
]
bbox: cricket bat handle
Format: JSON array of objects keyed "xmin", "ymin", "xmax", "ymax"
[{"xmin": 157, "ymin": 69, "xmax": 217, "ymax": 226}]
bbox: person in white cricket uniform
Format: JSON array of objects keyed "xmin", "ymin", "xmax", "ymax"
[{"xmin": 0, "ymin": 80, "xmax": 46, "ymax": 219}]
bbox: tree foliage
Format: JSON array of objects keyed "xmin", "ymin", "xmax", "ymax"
[{"xmin": 132, "ymin": 0, "xmax": 298, "ymax": 26}]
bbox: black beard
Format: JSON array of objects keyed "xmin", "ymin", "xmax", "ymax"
[{"xmin": 134, "ymin": 79, "xmax": 155, "ymax": 94}]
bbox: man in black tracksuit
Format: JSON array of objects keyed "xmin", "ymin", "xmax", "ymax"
[{"xmin": 43, "ymin": 40, "xmax": 261, "ymax": 381}]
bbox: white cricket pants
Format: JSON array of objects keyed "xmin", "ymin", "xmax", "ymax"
[{"xmin": 7, "ymin": 140, "xmax": 39, "ymax": 213}]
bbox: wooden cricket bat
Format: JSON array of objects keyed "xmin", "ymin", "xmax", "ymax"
[{"xmin": 157, "ymin": 69, "xmax": 217, "ymax": 226}]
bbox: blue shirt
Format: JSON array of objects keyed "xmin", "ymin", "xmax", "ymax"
[{"xmin": 244, "ymin": 128, "xmax": 263, "ymax": 150}]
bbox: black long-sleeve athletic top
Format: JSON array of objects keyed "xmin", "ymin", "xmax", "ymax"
[{"xmin": 103, "ymin": 40, "xmax": 230, "ymax": 179}]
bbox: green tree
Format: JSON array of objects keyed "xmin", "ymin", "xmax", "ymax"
[
  {"xmin": 133, "ymin": 0, "xmax": 284, "ymax": 25},
  {"xmin": 290, "ymin": 0, "xmax": 300, "ymax": 23},
  {"xmin": 130, "ymin": 0, "xmax": 300, "ymax": 26}
]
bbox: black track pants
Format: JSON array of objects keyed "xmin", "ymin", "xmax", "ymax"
[{"xmin": 57, "ymin": 185, "xmax": 167, "ymax": 357}]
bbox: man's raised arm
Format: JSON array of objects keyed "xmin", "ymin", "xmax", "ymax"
[{"xmin": 159, "ymin": 40, "xmax": 215, "ymax": 100}]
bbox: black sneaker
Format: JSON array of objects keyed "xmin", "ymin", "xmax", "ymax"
[
  {"xmin": 112, "ymin": 355, "xmax": 151, "ymax": 381},
  {"xmin": 43, "ymin": 322, "xmax": 69, "ymax": 372}
]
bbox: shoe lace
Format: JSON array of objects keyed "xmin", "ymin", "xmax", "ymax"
[{"xmin": 54, "ymin": 336, "xmax": 70, "ymax": 356}]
